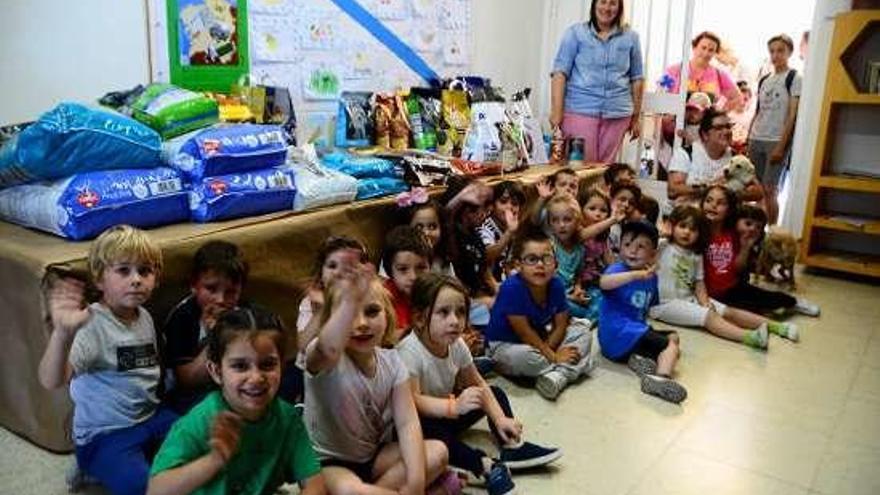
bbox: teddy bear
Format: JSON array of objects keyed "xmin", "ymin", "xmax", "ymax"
[{"xmin": 756, "ymin": 227, "xmax": 799, "ymax": 290}]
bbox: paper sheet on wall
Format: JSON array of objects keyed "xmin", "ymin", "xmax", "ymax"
[
  {"xmin": 251, "ymin": 14, "xmax": 299, "ymax": 62},
  {"xmin": 302, "ymin": 60, "xmax": 343, "ymax": 100},
  {"xmin": 440, "ymin": 0, "xmax": 470, "ymax": 30},
  {"xmin": 371, "ymin": 0, "xmax": 411, "ymax": 21},
  {"xmin": 250, "ymin": 0, "xmax": 296, "ymax": 15}
]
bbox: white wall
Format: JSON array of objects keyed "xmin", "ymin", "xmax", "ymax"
[{"xmin": 0, "ymin": 0, "xmax": 150, "ymax": 124}]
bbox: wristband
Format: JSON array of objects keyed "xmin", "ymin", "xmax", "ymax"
[{"xmin": 447, "ymin": 394, "xmax": 457, "ymax": 418}]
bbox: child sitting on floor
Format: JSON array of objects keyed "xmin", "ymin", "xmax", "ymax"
[
  {"xmin": 148, "ymin": 307, "xmax": 325, "ymax": 495},
  {"xmin": 396, "ymin": 192, "xmax": 455, "ymax": 277},
  {"xmin": 479, "ymin": 180, "xmax": 525, "ymax": 282},
  {"xmin": 163, "ymin": 240, "xmax": 250, "ymax": 413},
  {"xmin": 380, "ymin": 225, "xmax": 431, "ymax": 339},
  {"xmin": 577, "ymin": 188, "xmax": 625, "ymax": 321},
  {"xmin": 399, "ymin": 273, "xmax": 561, "ymax": 494},
  {"xmin": 304, "ymin": 254, "xmax": 453, "ymax": 494},
  {"xmin": 38, "ymin": 225, "xmax": 177, "ymax": 495},
  {"xmin": 649, "ymin": 205, "xmax": 798, "ymax": 349},
  {"xmin": 599, "ymin": 221, "xmax": 687, "ymax": 404},
  {"xmin": 484, "ymin": 225, "xmax": 594, "ymax": 401}
]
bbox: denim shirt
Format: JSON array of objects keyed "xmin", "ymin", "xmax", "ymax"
[{"xmin": 552, "ymin": 23, "xmax": 644, "ymax": 119}]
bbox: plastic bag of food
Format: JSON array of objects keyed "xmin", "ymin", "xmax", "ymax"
[
  {"xmin": 162, "ymin": 124, "xmax": 287, "ymax": 181},
  {"xmin": 189, "ymin": 167, "xmax": 296, "ymax": 222},
  {"xmin": 130, "ymin": 83, "xmax": 219, "ymax": 139},
  {"xmin": 336, "ymin": 92, "xmax": 374, "ymax": 147},
  {"xmin": 288, "ymin": 144, "xmax": 358, "ymax": 211}
]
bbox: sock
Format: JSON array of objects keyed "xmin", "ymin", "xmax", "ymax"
[
  {"xmin": 743, "ymin": 324, "xmax": 769, "ymax": 349},
  {"xmin": 768, "ymin": 321, "xmax": 799, "ymax": 341}
]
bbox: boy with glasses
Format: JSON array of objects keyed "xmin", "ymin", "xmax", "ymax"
[{"xmin": 484, "ymin": 226, "xmax": 594, "ymax": 401}]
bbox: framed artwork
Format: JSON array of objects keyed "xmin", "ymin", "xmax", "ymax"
[{"xmin": 166, "ymin": 0, "xmax": 250, "ymax": 92}]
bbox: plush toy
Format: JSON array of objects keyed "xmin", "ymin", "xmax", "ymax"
[
  {"xmin": 756, "ymin": 227, "xmax": 799, "ymax": 290},
  {"xmin": 723, "ymin": 154, "xmax": 756, "ymax": 193}
]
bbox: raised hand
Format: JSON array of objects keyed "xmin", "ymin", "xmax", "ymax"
[
  {"xmin": 47, "ymin": 277, "xmax": 90, "ymax": 338},
  {"xmin": 503, "ymin": 207, "xmax": 520, "ymax": 232},
  {"xmin": 209, "ymin": 411, "xmax": 243, "ymax": 465},
  {"xmin": 536, "ymin": 179, "xmax": 554, "ymax": 199}
]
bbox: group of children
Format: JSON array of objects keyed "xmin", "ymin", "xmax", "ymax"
[{"xmin": 37, "ymin": 163, "xmax": 819, "ymax": 495}]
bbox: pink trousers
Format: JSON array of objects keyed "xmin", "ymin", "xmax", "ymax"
[{"xmin": 562, "ymin": 113, "xmax": 631, "ymax": 164}]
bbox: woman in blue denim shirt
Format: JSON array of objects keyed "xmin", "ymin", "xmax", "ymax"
[{"xmin": 550, "ymin": 0, "xmax": 644, "ymax": 164}]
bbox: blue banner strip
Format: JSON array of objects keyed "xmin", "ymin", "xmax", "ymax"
[{"xmin": 328, "ymin": 0, "xmax": 440, "ymax": 84}]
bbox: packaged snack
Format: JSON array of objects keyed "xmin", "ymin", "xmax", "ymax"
[
  {"xmin": 189, "ymin": 167, "xmax": 296, "ymax": 222},
  {"xmin": 161, "ymin": 124, "xmax": 288, "ymax": 181},
  {"xmin": 0, "ymin": 167, "xmax": 189, "ymax": 240},
  {"xmin": 130, "ymin": 83, "xmax": 219, "ymax": 139},
  {"xmin": 0, "ymin": 103, "xmax": 161, "ymax": 189},
  {"xmin": 336, "ymin": 92, "xmax": 374, "ymax": 147},
  {"xmin": 439, "ymin": 89, "xmax": 470, "ymax": 157}
]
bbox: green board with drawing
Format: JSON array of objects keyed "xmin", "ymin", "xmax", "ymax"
[{"xmin": 166, "ymin": 0, "xmax": 249, "ymax": 92}]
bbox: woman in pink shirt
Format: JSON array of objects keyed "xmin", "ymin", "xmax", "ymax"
[{"xmin": 665, "ymin": 31, "xmax": 743, "ymax": 112}]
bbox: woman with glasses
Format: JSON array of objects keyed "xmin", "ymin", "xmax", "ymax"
[{"xmin": 667, "ymin": 108, "xmax": 764, "ymax": 204}]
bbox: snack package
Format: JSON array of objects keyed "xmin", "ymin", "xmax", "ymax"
[
  {"xmin": 507, "ymin": 89, "xmax": 548, "ymax": 164},
  {"xmin": 405, "ymin": 93, "xmax": 428, "ymax": 150},
  {"xmin": 462, "ymin": 101, "xmax": 505, "ymax": 163},
  {"xmin": 161, "ymin": 124, "xmax": 288, "ymax": 181},
  {"xmin": 439, "ymin": 89, "xmax": 470, "ymax": 157},
  {"xmin": 336, "ymin": 92, "xmax": 374, "ymax": 148},
  {"xmin": 401, "ymin": 155, "xmax": 452, "ymax": 187},
  {"xmin": 0, "ymin": 167, "xmax": 189, "ymax": 240},
  {"xmin": 389, "ymin": 94, "xmax": 410, "ymax": 151},
  {"xmin": 411, "ymin": 88, "xmax": 441, "ymax": 150},
  {"xmin": 189, "ymin": 167, "xmax": 296, "ymax": 222},
  {"xmin": 130, "ymin": 83, "xmax": 219, "ymax": 139},
  {"xmin": 373, "ymin": 93, "xmax": 395, "ymax": 149},
  {"xmin": 0, "ymin": 103, "xmax": 162, "ymax": 189}
]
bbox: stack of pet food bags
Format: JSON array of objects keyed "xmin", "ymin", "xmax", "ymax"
[
  {"xmin": 0, "ymin": 102, "xmax": 190, "ymax": 240},
  {"xmin": 145, "ymin": 83, "xmax": 297, "ymax": 223}
]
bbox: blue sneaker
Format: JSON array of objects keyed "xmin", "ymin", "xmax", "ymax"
[
  {"xmin": 500, "ymin": 441, "xmax": 562, "ymax": 470},
  {"xmin": 485, "ymin": 461, "xmax": 516, "ymax": 495}
]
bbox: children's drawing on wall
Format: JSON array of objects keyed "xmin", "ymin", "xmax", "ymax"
[
  {"xmin": 300, "ymin": 9, "xmax": 340, "ymax": 51},
  {"xmin": 178, "ymin": 0, "xmax": 240, "ymax": 66},
  {"xmin": 252, "ymin": 14, "xmax": 298, "ymax": 62},
  {"xmin": 303, "ymin": 63, "xmax": 342, "ymax": 101},
  {"xmin": 372, "ymin": 0, "xmax": 412, "ymax": 21}
]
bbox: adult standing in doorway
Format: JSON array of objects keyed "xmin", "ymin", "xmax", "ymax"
[
  {"xmin": 664, "ymin": 31, "xmax": 743, "ymax": 112},
  {"xmin": 748, "ymin": 34, "xmax": 802, "ymax": 225},
  {"xmin": 549, "ymin": 0, "xmax": 644, "ymax": 164},
  {"xmin": 667, "ymin": 108, "xmax": 764, "ymax": 203}
]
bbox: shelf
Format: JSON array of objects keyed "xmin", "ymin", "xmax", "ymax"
[
  {"xmin": 803, "ymin": 251, "xmax": 880, "ymax": 278},
  {"xmin": 828, "ymin": 93, "xmax": 880, "ymax": 105},
  {"xmin": 812, "ymin": 215, "xmax": 880, "ymax": 235},
  {"xmin": 817, "ymin": 175, "xmax": 880, "ymax": 193}
]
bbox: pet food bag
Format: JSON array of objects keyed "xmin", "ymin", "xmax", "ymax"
[
  {"xmin": 336, "ymin": 92, "xmax": 374, "ymax": 148},
  {"xmin": 508, "ymin": 89, "xmax": 548, "ymax": 165},
  {"xmin": 461, "ymin": 101, "xmax": 506, "ymax": 163},
  {"xmin": 189, "ymin": 167, "xmax": 296, "ymax": 222},
  {"xmin": 321, "ymin": 151, "xmax": 402, "ymax": 179},
  {"xmin": 356, "ymin": 177, "xmax": 409, "ymax": 200},
  {"xmin": 288, "ymin": 144, "xmax": 358, "ymax": 211},
  {"xmin": 130, "ymin": 83, "xmax": 219, "ymax": 139},
  {"xmin": 438, "ymin": 89, "xmax": 470, "ymax": 157},
  {"xmin": 162, "ymin": 124, "xmax": 288, "ymax": 181},
  {"xmin": 0, "ymin": 103, "xmax": 162, "ymax": 189},
  {"xmin": 0, "ymin": 167, "xmax": 189, "ymax": 240}
]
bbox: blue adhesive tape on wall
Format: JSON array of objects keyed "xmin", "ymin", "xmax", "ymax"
[{"xmin": 328, "ymin": 0, "xmax": 440, "ymax": 84}]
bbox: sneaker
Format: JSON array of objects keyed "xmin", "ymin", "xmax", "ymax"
[
  {"xmin": 535, "ymin": 370, "xmax": 567, "ymax": 401},
  {"xmin": 427, "ymin": 469, "xmax": 465, "ymax": 495},
  {"xmin": 640, "ymin": 374, "xmax": 688, "ymax": 404},
  {"xmin": 794, "ymin": 298, "xmax": 821, "ymax": 317},
  {"xmin": 768, "ymin": 321, "xmax": 800, "ymax": 342},
  {"xmin": 485, "ymin": 461, "xmax": 516, "ymax": 495},
  {"xmin": 474, "ymin": 356, "xmax": 495, "ymax": 377},
  {"xmin": 743, "ymin": 324, "xmax": 769, "ymax": 350},
  {"xmin": 627, "ymin": 354, "xmax": 657, "ymax": 377},
  {"xmin": 500, "ymin": 441, "xmax": 562, "ymax": 470},
  {"xmin": 65, "ymin": 462, "xmax": 99, "ymax": 493}
]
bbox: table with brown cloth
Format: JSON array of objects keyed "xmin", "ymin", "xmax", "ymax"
[{"xmin": 0, "ymin": 165, "xmax": 604, "ymax": 452}]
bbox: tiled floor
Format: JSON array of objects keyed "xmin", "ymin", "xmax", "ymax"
[{"xmin": 1, "ymin": 271, "xmax": 878, "ymax": 495}]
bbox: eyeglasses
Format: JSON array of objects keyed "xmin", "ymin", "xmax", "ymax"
[
  {"xmin": 520, "ymin": 254, "xmax": 557, "ymax": 266},
  {"xmin": 711, "ymin": 123, "xmax": 733, "ymax": 130}
]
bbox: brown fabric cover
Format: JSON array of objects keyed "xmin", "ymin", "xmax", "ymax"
[{"xmin": 0, "ymin": 166, "xmax": 603, "ymax": 452}]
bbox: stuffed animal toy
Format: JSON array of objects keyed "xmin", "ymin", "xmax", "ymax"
[
  {"xmin": 723, "ymin": 154, "xmax": 756, "ymax": 193},
  {"xmin": 756, "ymin": 227, "xmax": 799, "ymax": 290}
]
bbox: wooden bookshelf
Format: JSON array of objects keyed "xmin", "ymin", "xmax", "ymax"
[{"xmin": 801, "ymin": 11, "xmax": 880, "ymax": 277}]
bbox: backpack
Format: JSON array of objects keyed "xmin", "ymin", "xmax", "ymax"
[{"xmin": 755, "ymin": 69, "xmax": 797, "ymax": 114}]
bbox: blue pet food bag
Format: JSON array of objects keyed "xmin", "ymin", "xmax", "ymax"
[
  {"xmin": 0, "ymin": 103, "xmax": 162, "ymax": 189},
  {"xmin": 0, "ymin": 167, "xmax": 189, "ymax": 240},
  {"xmin": 162, "ymin": 124, "xmax": 288, "ymax": 181},
  {"xmin": 189, "ymin": 167, "xmax": 296, "ymax": 222},
  {"xmin": 356, "ymin": 177, "xmax": 409, "ymax": 200},
  {"xmin": 321, "ymin": 151, "xmax": 403, "ymax": 179}
]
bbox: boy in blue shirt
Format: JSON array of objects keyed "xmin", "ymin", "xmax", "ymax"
[
  {"xmin": 485, "ymin": 226, "xmax": 593, "ymax": 401},
  {"xmin": 599, "ymin": 221, "xmax": 687, "ymax": 403}
]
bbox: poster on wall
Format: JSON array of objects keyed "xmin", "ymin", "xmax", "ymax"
[{"xmin": 166, "ymin": 0, "xmax": 250, "ymax": 91}]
